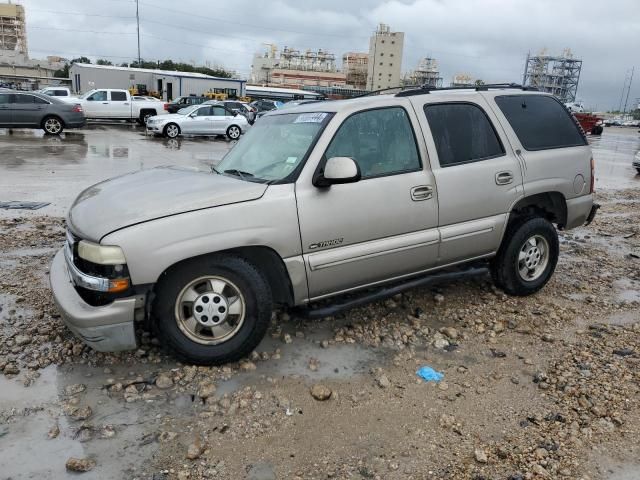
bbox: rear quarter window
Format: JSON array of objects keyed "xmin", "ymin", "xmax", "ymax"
[{"xmin": 495, "ymin": 95, "xmax": 587, "ymax": 151}]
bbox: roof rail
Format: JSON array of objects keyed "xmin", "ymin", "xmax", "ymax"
[
  {"xmin": 395, "ymin": 83, "xmax": 539, "ymax": 97},
  {"xmin": 354, "ymin": 86, "xmax": 408, "ymax": 98}
]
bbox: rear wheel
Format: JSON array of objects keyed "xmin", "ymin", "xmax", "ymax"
[
  {"xmin": 226, "ymin": 125, "xmax": 241, "ymax": 140},
  {"xmin": 491, "ymin": 216, "xmax": 559, "ymax": 296},
  {"xmin": 636, "ymin": 168, "xmax": 640, "ymax": 175},
  {"xmin": 164, "ymin": 123, "xmax": 180, "ymax": 138},
  {"xmin": 42, "ymin": 116, "xmax": 64, "ymax": 135},
  {"xmin": 139, "ymin": 110, "xmax": 156, "ymax": 124},
  {"xmin": 153, "ymin": 255, "xmax": 272, "ymax": 365}
]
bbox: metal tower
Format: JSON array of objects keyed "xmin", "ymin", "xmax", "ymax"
[{"xmin": 522, "ymin": 49, "xmax": 582, "ymax": 103}]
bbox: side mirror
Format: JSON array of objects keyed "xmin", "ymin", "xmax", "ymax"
[
  {"xmin": 313, "ymin": 157, "xmax": 361, "ymax": 188},
  {"xmin": 189, "ymin": 112, "xmax": 197, "ymax": 118}
]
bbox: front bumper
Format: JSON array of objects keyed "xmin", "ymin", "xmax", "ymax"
[
  {"xmin": 49, "ymin": 249, "xmax": 138, "ymax": 352},
  {"xmin": 146, "ymin": 123, "xmax": 164, "ymax": 133}
]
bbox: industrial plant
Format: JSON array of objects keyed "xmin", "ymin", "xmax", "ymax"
[{"xmin": 522, "ymin": 48, "xmax": 583, "ymax": 103}]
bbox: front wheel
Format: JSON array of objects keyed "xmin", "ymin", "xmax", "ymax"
[
  {"xmin": 491, "ymin": 217, "xmax": 559, "ymax": 296},
  {"xmin": 153, "ymin": 255, "xmax": 272, "ymax": 365},
  {"xmin": 163, "ymin": 123, "xmax": 180, "ymax": 138},
  {"xmin": 226, "ymin": 125, "xmax": 241, "ymax": 140},
  {"xmin": 42, "ymin": 116, "xmax": 64, "ymax": 135}
]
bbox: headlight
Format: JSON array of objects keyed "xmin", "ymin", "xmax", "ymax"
[{"xmin": 78, "ymin": 240, "xmax": 126, "ymax": 265}]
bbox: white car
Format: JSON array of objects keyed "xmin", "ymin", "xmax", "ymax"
[{"xmin": 146, "ymin": 104, "xmax": 249, "ymax": 139}]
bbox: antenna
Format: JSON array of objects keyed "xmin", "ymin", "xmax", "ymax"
[{"xmin": 136, "ymin": 0, "xmax": 141, "ymax": 66}]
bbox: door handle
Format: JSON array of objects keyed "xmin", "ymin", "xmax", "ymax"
[
  {"xmin": 124, "ymin": 102, "xmax": 129, "ymax": 105},
  {"xmin": 495, "ymin": 171, "xmax": 514, "ymax": 185},
  {"xmin": 410, "ymin": 185, "xmax": 433, "ymax": 201},
  {"xmin": 102, "ymin": 102, "xmax": 109, "ymax": 104}
]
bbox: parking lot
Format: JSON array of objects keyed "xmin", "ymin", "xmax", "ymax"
[{"xmin": 1, "ymin": 124, "xmax": 639, "ymax": 479}]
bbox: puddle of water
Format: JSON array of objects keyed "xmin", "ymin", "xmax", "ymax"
[
  {"xmin": 0, "ymin": 362, "xmax": 172, "ymax": 480},
  {"xmin": 612, "ymin": 278, "xmax": 640, "ymax": 303},
  {"xmin": 605, "ymin": 310, "xmax": 640, "ymax": 326}
]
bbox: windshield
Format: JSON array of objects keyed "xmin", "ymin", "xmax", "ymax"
[
  {"xmin": 216, "ymin": 112, "xmax": 332, "ymax": 183},
  {"xmin": 79, "ymin": 89, "xmax": 96, "ymax": 99},
  {"xmin": 177, "ymin": 105, "xmax": 199, "ymax": 115}
]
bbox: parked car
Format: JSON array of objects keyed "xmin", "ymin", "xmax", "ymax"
[
  {"xmin": 50, "ymin": 86, "xmax": 598, "ymax": 364},
  {"xmin": 204, "ymin": 100, "xmax": 256, "ymax": 124},
  {"xmin": 0, "ymin": 90, "xmax": 85, "ymax": 134},
  {"xmin": 167, "ymin": 96, "xmax": 208, "ymax": 113},
  {"xmin": 633, "ymin": 151, "xmax": 640, "ymax": 174},
  {"xmin": 77, "ymin": 89, "xmax": 168, "ymax": 123},
  {"xmin": 39, "ymin": 86, "xmax": 74, "ymax": 99},
  {"xmin": 146, "ymin": 103, "xmax": 249, "ymax": 139},
  {"xmin": 251, "ymin": 99, "xmax": 284, "ymax": 119}
]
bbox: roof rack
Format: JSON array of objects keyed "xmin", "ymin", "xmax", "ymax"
[
  {"xmin": 354, "ymin": 86, "xmax": 408, "ymax": 98},
  {"xmin": 395, "ymin": 83, "xmax": 538, "ymax": 97}
]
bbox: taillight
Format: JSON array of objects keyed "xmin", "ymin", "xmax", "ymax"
[
  {"xmin": 590, "ymin": 156, "xmax": 595, "ymax": 193},
  {"xmin": 72, "ymin": 104, "xmax": 83, "ymax": 113},
  {"xmin": 163, "ymin": 103, "xmax": 169, "ymax": 111}
]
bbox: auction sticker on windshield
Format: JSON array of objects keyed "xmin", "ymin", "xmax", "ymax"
[{"xmin": 293, "ymin": 113, "xmax": 328, "ymax": 123}]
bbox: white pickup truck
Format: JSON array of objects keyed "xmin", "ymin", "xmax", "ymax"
[{"xmin": 78, "ymin": 89, "xmax": 168, "ymax": 123}]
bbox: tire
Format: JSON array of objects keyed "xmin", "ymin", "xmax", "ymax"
[
  {"xmin": 226, "ymin": 125, "xmax": 241, "ymax": 140},
  {"xmin": 636, "ymin": 168, "xmax": 640, "ymax": 175},
  {"xmin": 42, "ymin": 116, "xmax": 64, "ymax": 135},
  {"xmin": 152, "ymin": 255, "xmax": 272, "ymax": 365},
  {"xmin": 590, "ymin": 125, "xmax": 603, "ymax": 135},
  {"xmin": 163, "ymin": 123, "xmax": 180, "ymax": 138},
  {"xmin": 490, "ymin": 216, "xmax": 559, "ymax": 296},
  {"xmin": 139, "ymin": 110, "xmax": 156, "ymax": 124}
]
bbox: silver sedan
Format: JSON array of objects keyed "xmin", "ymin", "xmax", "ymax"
[{"xmin": 146, "ymin": 104, "xmax": 249, "ymax": 140}]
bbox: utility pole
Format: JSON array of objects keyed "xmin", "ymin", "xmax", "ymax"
[
  {"xmin": 622, "ymin": 66, "xmax": 634, "ymax": 114},
  {"xmin": 136, "ymin": 0, "xmax": 141, "ymax": 66}
]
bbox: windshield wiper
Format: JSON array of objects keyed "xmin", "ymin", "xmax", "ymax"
[
  {"xmin": 211, "ymin": 165, "xmax": 220, "ymax": 174},
  {"xmin": 223, "ymin": 169, "xmax": 254, "ymax": 180}
]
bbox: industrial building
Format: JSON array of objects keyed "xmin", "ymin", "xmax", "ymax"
[
  {"xmin": 522, "ymin": 49, "xmax": 582, "ymax": 103},
  {"xmin": 367, "ymin": 23, "xmax": 404, "ymax": 91},
  {"xmin": 342, "ymin": 52, "xmax": 368, "ymax": 90},
  {"xmin": 250, "ymin": 44, "xmax": 346, "ymax": 89},
  {"xmin": 403, "ymin": 57, "xmax": 442, "ymax": 88},
  {"xmin": 450, "ymin": 73, "xmax": 476, "ymax": 87},
  {"xmin": 0, "ymin": 1, "xmax": 64, "ymax": 89},
  {"xmin": 69, "ymin": 63, "xmax": 246, "ymax": 101}
]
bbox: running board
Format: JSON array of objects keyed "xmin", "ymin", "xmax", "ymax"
[{"xmin": 296, "ymin": 267, "xmax": 489, "ymax": 319}]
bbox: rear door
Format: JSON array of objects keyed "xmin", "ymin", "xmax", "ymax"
[
  {"xmin": 109, "ymin": 90, "xmax": 131, "ymax": 118},
  {"xmin": 415, "ymin": 96, "xmax": 524, "ymax": 264},
  {"xmin": 0, "ymin": 93, "xmax": 11, "ymax": 125},
  {"xmin": 210, "ymin": 106, "xmax": 230, "ymax": 133},
  {"xmin": 11, "ymin": 93, "xmax": 48, "ymax": 126}
]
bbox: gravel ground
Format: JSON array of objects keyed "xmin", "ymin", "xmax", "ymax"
[{"xmin": 0, "ymin": 128, "xmax": 639, "ymax": 479}]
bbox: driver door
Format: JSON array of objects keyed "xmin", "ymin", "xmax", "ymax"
[
  {"xmin": 183, "ymin": 105, "xmax": 211, "ymax": 134},
  {"xmin": 83, "ymin": 90, "xmax": 108, "ymax": 117},
  {"xmin": 295, "ymin": 106, "xmax": 440, "ymax": 299}
]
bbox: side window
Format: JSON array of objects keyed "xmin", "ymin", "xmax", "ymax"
[
  {"xmin": 110, "ymin": 91, "xmax": 127, "ymax": 101},
  {"xmin": 196, "ymin": 106, "xmax": 212, "ymax": 116},
  {"xmin": 14, "ymin": 94, "xmax": 35, "ymax": 104},
  {"xmin": 423, "ymin": 103, "xmax": 504, "ymax": 167},
  {"xmin": 495, "ymin": 95, "xmax": 587, "ymax": 150},
  {"xmin": 87, "ymin": 91, "xmax": 107, "ymax": 101},
  {"xmin": 0, "ymin": 93, "xmax": 11, "ymax": 104},
  {"xmin": 325, "ymin": 107, "xmax": 421, "ymax": 178},
  {"xmin": 211, "ymin": 106, "xmax": 227, "ymax": 116},
  {"xmin": 34, "ymin": 96, "xmax": 49, "ymax": 104},
  {"xmin": 54, "ymin": 90, "xmax": 67, "ymax": 96}
]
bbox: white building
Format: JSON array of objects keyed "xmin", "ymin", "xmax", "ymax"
[
  {"xmin": 70, "ymin": 63, "xmax": 246, "ymax": 101},
  {"xmin": 367, "ymin": 24, "xmax": 404, "ymax": 91}
]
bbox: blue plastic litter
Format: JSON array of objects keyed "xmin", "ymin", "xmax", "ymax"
[{"xmin": 416, "ymin": 366, "xmax": 444, "ymax": 383}]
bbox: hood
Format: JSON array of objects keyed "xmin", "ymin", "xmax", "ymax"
[
  {"xmin": 68, "ymin": 166, "xmax": 267, "ymax": 242},
  {"xmin": 150, "ymin": 113, "xmax": 184, "ymax": 122}
]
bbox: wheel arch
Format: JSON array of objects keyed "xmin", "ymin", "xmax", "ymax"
[
  {"xmin": 509, "ymin": 191, "xmax": 567, "ymax": 228},
  {"xmin": 155, "ymin": 246, "xmax": 294, "ymax": 307}
]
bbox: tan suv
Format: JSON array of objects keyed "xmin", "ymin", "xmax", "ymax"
[{"xmin": 50, "ymin": 84, "xmax": 598, "ymax": 364}]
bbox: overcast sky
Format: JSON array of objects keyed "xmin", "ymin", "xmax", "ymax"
[{"xmin": 18, "ymin": 0, "xmax": 639, "ymax": 110}]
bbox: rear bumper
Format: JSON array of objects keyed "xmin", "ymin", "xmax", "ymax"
[
  {"xmin": 63, "ymin": 115, "xmax": 87, "ymax": 128},
  {"xmin": 49, "ymin": 249, "xmax": 138, "ymax": 352},
  {"xmin": 565, "ymin": 194, "xmax": 597, "ymax": 229}
]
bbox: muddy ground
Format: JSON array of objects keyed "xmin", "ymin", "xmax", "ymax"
[{"xmin": 0, "ymin": 126, "xmax": 639, "ymax": 479}]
